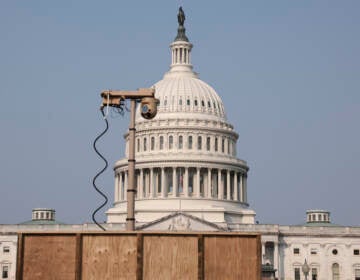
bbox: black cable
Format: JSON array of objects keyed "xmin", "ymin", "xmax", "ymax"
[{"xmin": 91, "ymin": 108, "xmax": 109, "ymax": 231}]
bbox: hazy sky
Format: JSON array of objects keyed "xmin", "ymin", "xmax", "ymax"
[{"xmin": 1, "ymin": 1, "xmax": 359, "ymax": 226}]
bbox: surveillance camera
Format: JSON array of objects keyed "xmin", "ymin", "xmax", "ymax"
[{"xmin": 140, "ymin": 97, "xmax": 159, "ymax": 120}]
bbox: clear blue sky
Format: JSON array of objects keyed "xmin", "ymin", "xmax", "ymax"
[{"xmin": 0, "ymin": 1, "xmax": 359, "ymax": 225}]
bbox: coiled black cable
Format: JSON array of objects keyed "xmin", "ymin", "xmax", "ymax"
[{"xmin": 91, "ymin": 108, "xmax": 109, "ymax": 231}]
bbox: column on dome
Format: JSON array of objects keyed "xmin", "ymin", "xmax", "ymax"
[
  {"xmin": 196, "ymin": 168, "xmax": 200, "ymax": 197},
  {"xmin": 234, "ymin": 172, "xmax": 238, "ymax": 201},
  {"xmin": 144, "ymin": 169, "xmax": 149, "ymax": 198},
  {"xmin": 139, "ymin": 169, "xmax": 144, "ymax": 198},
  {"xmin": 207, "ymin": 168, "xmax": 212, "ymax": 198},
  {"xmin": 239, "ymin": 173, "xmax": 244, "ymax": 202},
  {"xmin": 117, "ymin": 173, "xmax": 121, "ymax": 201},
  {"xmin": 161, "ymin": 167, "xmax": 166, "ymax": 197},
  {"xmin": 119, "ymin": 172, "xmax": 123, "ymax": 200},
  {"xmin": 184, "ymin": 167, "xmax": 189, "ymax": 197},
  {"xmin": 124, "ymin": 171, "xmax": 128, "ymax": 201},
  {"xmin": 244, "ymin": 174, "xmax": 248, "ymax": 203},
  {"xmin": 218, "ymin": 169, "xmax": 222, "ymax": 200},
  {"xmin": 227, "ymin": 170, "xmax": 231, "ymax": 200},
  {"xmin": 172, "ymin": 167, "xmax": 177, "ymax": 197},
  {"xmin": 114, "ymin": 173, "xmax": 119, "ymax": 202},
  {"xmin": 274, "ymin": 242, "xmax": 279, "ymax": 275},
  {"xmin": 150, "ymin": 168, "xmax": 154, "ymax": 198},
  {"xmin": 262, "ymin": 243, "xmax": 266, "ymax": 263}
]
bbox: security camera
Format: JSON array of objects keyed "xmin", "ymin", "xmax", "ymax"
[{"xmin": 140, "ymin": 97, "xmax": 159, "ymax": 120}]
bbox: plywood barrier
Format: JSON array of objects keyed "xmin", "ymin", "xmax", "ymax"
[{"xmin": 16, "ymin": 232, "xmax": 261, "ymax": 280}]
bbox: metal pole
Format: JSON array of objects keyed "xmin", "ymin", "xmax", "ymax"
[{"xmin": 126, "ymin": 99, "xmax": 136, "ymax": 231}]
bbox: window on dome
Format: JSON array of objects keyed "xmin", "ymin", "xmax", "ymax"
[
  {"xmin": 206, "ymin": 137, "xmax": 210, "ymax": 151},
  {"xmin": 194, "ymin": 100, "xmax": 198, "ymax": 106},
  {"xmin": 222, "ymin": 138, "xmax": 225, "ymax": 153},
  {"xmin": 179, "ymin": 99, "xmax": 182, "ymax": 105},
  {"xmin": 187, "ymin": 99, "xmax": 190, "ymax": 106},
  {"xmin": 215, "ymin": 138, "xmax": 218, "ymax": 152},
  {"xmin": 40, "ymin": 212, "xmax": 44, "ymax": 219},
  {"xmin": 143, "ymin": 138, "xmax": 147, "ymax": 151},
  {"xmin": 160, "ymin": 136, "xmax": 164, "ymax": 150},
  {"xmin": 312, "ymin": 214, "xmax": 316, "ymax": 221},
  {"xmin": 228, "ymin": 139, "xmax": 230, "ymax": 154},
  {"xmin": 332, "ymin": 263, "xmax": 340, "ymax": 280},
  {"xmin": 178, "ymin": 136, "xmax": 183, "ymax": 149},
  {"xmin": 201, "ymin": 100, "xmax": 205, "ymax": 107},
  {"xmin": 164, "ymin": 99, "xmax": 167, "ymax": 106},
  {"xmin": 354, "ymin": 249, "xmax": 360, "ymax": 255},
  {"xmin": 169, "ymin": 136, "xmax": 173, "ymax": 149},
  {"xmin": 213, "ymin": 102, "xmax": 216, "ymax": 109},
  {"xmin": 294, "ymin": 268, "xmax": 300, "ymax": 280},
  {"xmin": 208, "ymin": 101, "xmax": 211, "ymax": 108},
  {"xmin": 197, "ymin": 136, "xmax": 202, "ymax": 150},
  {"xmin": 151, "ymin": 137, "xmax": 155, "ymax": 151},
  {"xmin": 2, "ymin": 266, "xmax": 8, "ymax": 279},
  {"xmin": 311, "ymin": 268, "xmax": 318, "ymax": 280},
  {"xmin": 188, "ymin": 136, "xmax": 193, "ymax": 149},
  {"xmin": 355, "ymin": 269, "xmax": 360, "ymax": 280}
]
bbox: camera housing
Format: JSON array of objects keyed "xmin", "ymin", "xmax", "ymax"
[{"xmin": 140, "ymin": 97, "xmax": 160, "ymax": 120}]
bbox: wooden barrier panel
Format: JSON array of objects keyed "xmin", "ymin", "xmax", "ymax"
[
  {"xmin": 16, "ymin": 232, "xmax": 261, "ymax": 280},
  {"xmin": 82, "ymin": 234, "xmax": 138, "ymax": 280},
  {"xmin": 21, "ymin": 234, "xmax": 77, "ymax": 280},
  {"xmin": 143, "ymin": 235, "xmax": 198, "ymax": 280}
]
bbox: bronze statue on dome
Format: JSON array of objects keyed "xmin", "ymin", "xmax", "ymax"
[{"xmin": 178, "ymin": 6, "xmax": 185, "ymax": 27}]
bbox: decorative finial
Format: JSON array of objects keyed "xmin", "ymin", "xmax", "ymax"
[{"xmin": 175, "ymin": 6, "xmax": 189, "ymax": 42}]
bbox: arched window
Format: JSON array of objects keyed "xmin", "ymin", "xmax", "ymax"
[
  {"xmin": 197, "ymin": 136, "xmax": 202, "ymax": 150},
  {"xmin": 137, "ymin": 139, "xmax": 140, "ymax": 152},
  {"xmin": 160, "ymin": 136, "xmax": 164, "ymax": 150},
  {"xmin": 228, "ymin": 139, "xmax": 231, "ymax": 154},
  {"xmin": 143, "ymin": 138, "xmax": 147, "ymax": 151},
  {"xmin": 169, "ymin": 135, "xmax": 173, "ymax": 149},
  {"xmin": 201, "ymin": 100, "xmax": 205, "ymax": 107},
  {"xmin": 151, "ymin": 137, "xmax": 155, "ymax": 151},
  {"xmin": 188, "ymin": 136, "xmax": 193, "ymax": 149},
  {"xmin": 206, "ymin": 137, "xmax": 211, "ymax": 151},
  {"xmin": 215, "ymin": 138, "xmax": 218, "ymax": 152},
  {"xmin": 187, "ymin": 99, "xmax": 190, "ymax": 106},
  {"xmin": 208, "ymin": 101, "xmax": 211, "ymax": 108},
  {"xmin": 194, "ymin": 100, "xmax": 198, "ymax": 106},
  {"xmin": 178, "ymin": 135, "xmax": 183, "ymax": 149},
  {"xmin": 332, "ymin": 263, "xmax": 340, "ymax": 280},
  {"xmin": 222, "ymin": 138, "xmax": 225, "ymax": 153}
]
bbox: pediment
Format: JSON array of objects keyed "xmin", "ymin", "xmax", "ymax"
[{"xmin": 136, "ymin": 212, "xmax": 227, "ymax": 232}]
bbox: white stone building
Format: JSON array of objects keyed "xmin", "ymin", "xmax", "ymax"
[
  {"xmin": 1, "ymin": 8, "xmax": 360, "ymax": 280},
  {"xmin": 106, "ymin": 7, "xmax": 255, "ymax": 225}
]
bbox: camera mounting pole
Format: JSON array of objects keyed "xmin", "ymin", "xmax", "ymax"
[{"xmin": 100, "ymin": 88, "xmax": 156, "ymax": 231}]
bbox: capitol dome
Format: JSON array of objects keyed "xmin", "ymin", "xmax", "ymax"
[{"xmin": 107, "ymin": 9, "xmax": 256, "ymax": 226}]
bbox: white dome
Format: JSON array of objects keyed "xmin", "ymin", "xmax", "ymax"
[
  {"xmin": 153, "ymin": 76, "xmax": 226, "ymax": 120},
  {"xmin": 135, "ymin": 37, "xmax": 227, "ymax": 123}
]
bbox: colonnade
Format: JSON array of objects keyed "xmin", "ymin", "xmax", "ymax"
[
  {"xmin": 114, "ymin": 166, "xmax": 247, "ymax": 203},
  {"xmin": 172, "ymin": 46, "xmax": 191, "ymax": 65}
]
